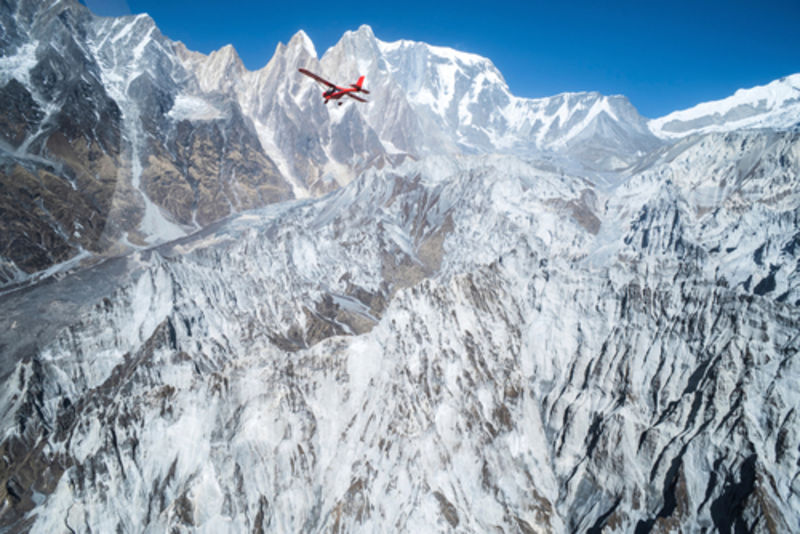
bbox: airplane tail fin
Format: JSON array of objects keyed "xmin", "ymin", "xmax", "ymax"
[
  {"xmin": 351, "ymin": 76, "xmax": 367, "ymax": 92},
  {"xmin": 350, "ymin": 76, "xmax": 369, "ymax": 94}
]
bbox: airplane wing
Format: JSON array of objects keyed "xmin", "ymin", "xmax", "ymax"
[
  {"xmin": 298, "ymin": 68, "xmax": 337, "ymax": 89},
  {"xmin": 346, "ymin": 93, "xmax": 368, "ymax": 103}
]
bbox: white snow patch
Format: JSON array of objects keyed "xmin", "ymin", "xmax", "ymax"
[
  {"xmin": 253, "ymin": 121, "xmax": 310, "ymax": 199},
  {"xmin": 347, "ymin": 337, "xmax": 383, "ymax": 402},
  {"xmin": 0, "ymin": 42, "xmax": 38, "ymax": 86},
  {"xmin": 377, "ymin": 38, "xmax": 486, "ymax": 66},
  {"xmin": 168, "ymin": 95, "xmax": 224, "ymax": 121}
]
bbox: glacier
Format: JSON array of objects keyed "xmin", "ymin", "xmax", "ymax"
[
  {"xmin": 2, "ymin": 143, "xmax": 800, "ymax": 531},
  {"xmin": 1, "ymin": 0, "xmax": 799, "ymax": 532}
]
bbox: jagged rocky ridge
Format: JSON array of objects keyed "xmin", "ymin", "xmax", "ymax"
[
  {"xmin": 1, "ymin": 126, "xmax": 800, "ymax": 531},
  {"xmin": 649, "ymin": 74, "xmax": 800, "ymax": 139},
  {"xmin": 2, "ymin": 0, "xmax": 800, "ymax": 532},
  {"xmin": 1, "ymin": 0, "xmax": 668, "ymax": 290},
  {"xmin": 0, "ymin": 0, "xmax": 290, "ymax": 289}
]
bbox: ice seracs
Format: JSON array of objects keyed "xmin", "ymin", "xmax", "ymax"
[{"xmin": 2, "ymin": 145, "xmax": 799, "ymax": 531}]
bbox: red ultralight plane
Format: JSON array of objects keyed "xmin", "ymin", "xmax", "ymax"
[{"xmin": 298, "ymin": 68, "xmax": 370, "ymax": 105}]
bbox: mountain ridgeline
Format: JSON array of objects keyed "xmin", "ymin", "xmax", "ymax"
[{"xmin": 1, "ymin": 0, "xmax": 799, "ymax": 532}]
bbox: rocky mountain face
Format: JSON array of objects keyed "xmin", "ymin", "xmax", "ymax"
[
  {"xmin": 1, "ymin": 2, "xmax": 668, "ymax": 291},
  {"xmin": 1, "ymin": 136, "xmax": 799, "ymax": 532},
  {"xmin": 1, "ymin": 1, "xmax": 800, "ymax": 533},
  {"xmin": 0, "ymin": 0, "xmax": 290, "ymax": 290}
]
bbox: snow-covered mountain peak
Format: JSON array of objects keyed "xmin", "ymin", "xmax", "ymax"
[
  {"xmin": 212, "ymin": 43, "xmax": 243, "ymax": 66},
  {"xmin": 263, "ymin": 30, "xmax": 319, "ymax": 78},
  {"xmin": 318, "ymin": 25, "xmax": 659, "ymax": 168},
  {"xmin": 181, "ymin": 43, "xmax": 246, "ymax": 93},
  {"xmin": 351, "ymin": 23, "xmax": 377, "ymax": 39},
  {"xmin": 734, "ymin": 73, "xmax": 800, "ymax": 103},
  {"xmin": 336, "ymin": 23, "xmax": 379, "ymax": 47},
  {"xmin": 379, "ymin": 37, "xmax": 499, "ymax": 71},
  {"xmin": 208, "ymin": 42, "xmax": 245, "ymax": 70},
  {"xmin": 93, "ymin": 11, "xmax": 158, "ymax": 45},
  {"xmin": 551, "ymin": 91, "xmax": 651, "ymax": 136},
  {"xmin": 322, "ymin": 24, "xmax": 383, "ymax": 73},
  {"xmin": 268, "ymin": 30, "xmax": 317, "ymax": 69},
  {"xmin": 650, "ymin": 73, "xmax": 800, "ymax": 138},
  {"xmin": 376, "ymin": 34, "xmax": 507, "ymax": 93},
  {"xmin": 287, "ymin": 29, "xmax": 317, "ymax": 59}
]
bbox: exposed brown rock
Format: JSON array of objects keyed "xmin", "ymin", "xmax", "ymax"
[
  {"xmin": 142, "ymin": 117, "xmax": 291, "ymax": 228},
  {"xmin": 433, "ymin": 490, "xmax": 459, "ymax": 528}
]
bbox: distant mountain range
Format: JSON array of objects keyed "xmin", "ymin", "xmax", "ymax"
[
  {"xmin": 650, "ymin": 74, "xmax": 800, "ymax": 138},
  {"xmin": 2, "ymin": 0, "xmax": 798, "ymax": 290}
]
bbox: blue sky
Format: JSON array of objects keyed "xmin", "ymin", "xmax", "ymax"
[{"xmin": 82, "ymin": 0, "xmax": 800, "ymax": 118}]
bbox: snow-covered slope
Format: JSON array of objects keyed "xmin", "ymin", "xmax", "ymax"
[
  {"xmin": 178, "ymin": 23, "xmax": 662, "ymax": 198},
  {"xmin": 2, "ymin": 2, "xmax": 800, "ymax": 532},
  {"xmin": 322, "ymin": 25, "xmax": 662, "ymax": 170},
  {"xmin": 0, "ymin": 5, "xmax": 667, "ymax": 290},
  {"xmin": 1, "ymin": 135, "xmax": 799, "ymax": 531},
  {"xmin": 177, "ymin": 29, "xmax": 394, "ymax": 198},
  {"xmin": 650, "ymin": 74, "xmax": 800, "ymax": 138}
]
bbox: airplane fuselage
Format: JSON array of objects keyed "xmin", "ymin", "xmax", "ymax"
[
  {"xmin": 299, "ymin": 69, "xmax": 369, "ymax": 105},
  {"xmin": 323, "ymin": 86, "xmax": 359, "ymax": 102}
]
